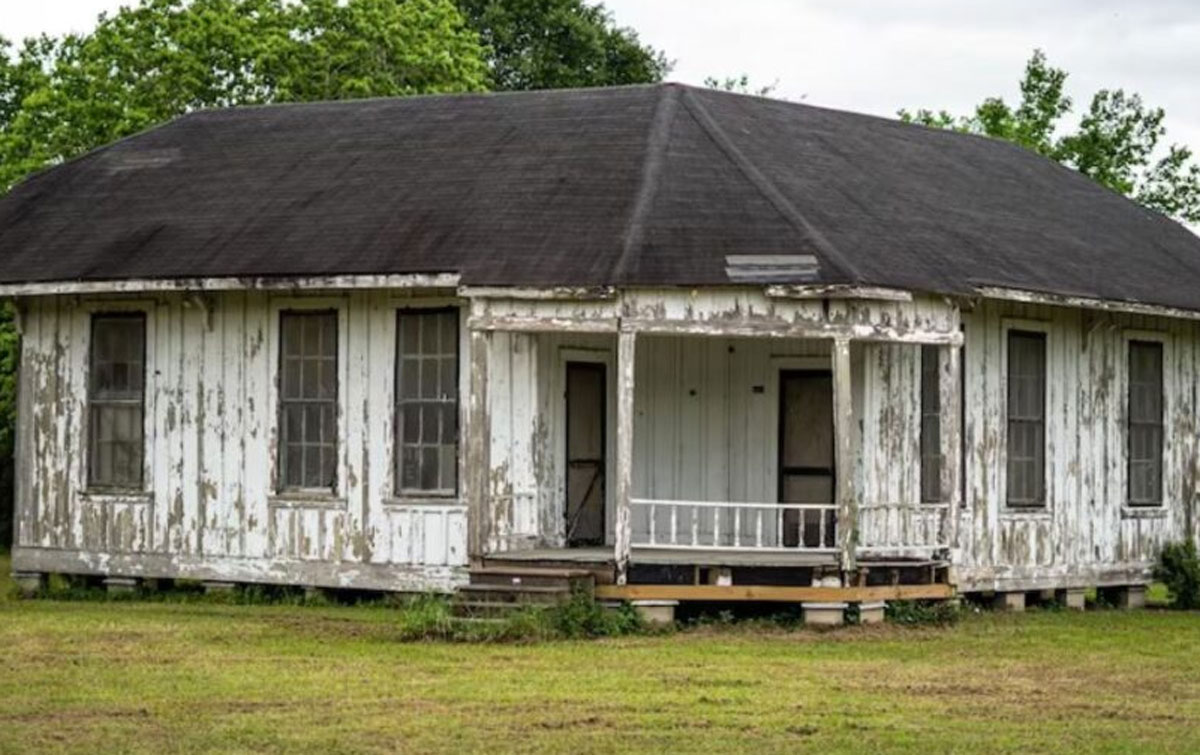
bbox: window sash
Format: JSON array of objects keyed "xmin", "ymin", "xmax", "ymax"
[
  {"xmin": 1127, "ymin": 340, "xmax": 1163, "ymax": 506},
  {"xmin": 87, "ymin": 313, "xmax": 146, "ymax": 489},
  {"xmin": 1006, "ymin": 330, "xmax": 1046, "ymax": 507},
  {"xmin": 919, "ymin": 344, "xmax": 942, "ymax": 503},
  {"xmin": 395, "ymin": 309, "xmax": 459, "ymax": 497},
  {"xmin": 278, "ymin": 311, "xmax": 338, "ymax": 491}
]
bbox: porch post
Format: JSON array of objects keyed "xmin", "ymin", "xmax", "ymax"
[
  {"xmin": 614, "ymin": 328, "xmax": 637, "ymax": 584},
  {"xmin": 832, "ymin": 337, "xmax": 857, "ymax": 575},
  {"xmin": 940, "ymin": 340, "xmax": 963, "ymax": 551},
  {"xmin": 466, "ymin": 328, "xmax": 491, "ymax": 563}
]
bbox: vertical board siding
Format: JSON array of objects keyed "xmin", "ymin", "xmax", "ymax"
[{"xmin": 16, "ymin": 291, "xmax": 467, "ymax": 590}]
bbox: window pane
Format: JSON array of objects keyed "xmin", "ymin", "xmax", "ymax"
[
  {"xmin": 1006, "ymin": 331, "xmax": 1045, "ymax": 507},
  {"xmin": 88, "ymin": 314, "xmax": 146, "ymax": 488},
  {"xmin": 278, "ymin": 311, "xmax": 338, "ymax": 490},
  {"xmin": 920, "ymin": 344, "xmax": 942, "ymax": 503},
  {"xmin": 1128, "ymin": 341, "xmax": 1163, "ymax": 505},
  {"xmin": 395, "ymin": 310, "xmax": 459, "ymax": 495}
]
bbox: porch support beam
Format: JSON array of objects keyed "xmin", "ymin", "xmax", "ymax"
[
  {"xmin": 614, "ymin": 329, "xmax": 637, "ymax": 584},
  {"xmin": 620, "ymin": 318, "xmax": 961, "ymax": 345},
  {"xmin": 832, "ymin": 337, "xmax": 857, "ymax": 575},
  {"xmin": 940, "ymin": 339, "xmax": 963, "ymax": 552},
  {"xmin": 466, "ymin": 328, "xmax": 492, "ymax": 562}
]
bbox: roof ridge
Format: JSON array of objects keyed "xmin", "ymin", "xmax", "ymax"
[
  {"xmin": 678, "ymin": 87, "xmax": 863, "ymax": 284},
  {"xmin": 611, "ymin": 83, "xmax": 682, "ymax": 282}
]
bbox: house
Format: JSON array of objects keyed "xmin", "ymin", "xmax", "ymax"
[{"xmin": 3, "ymin": 83, "xmax": 1199, "ymax": 620}]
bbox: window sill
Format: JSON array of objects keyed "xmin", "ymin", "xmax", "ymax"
[
  {"xmin": 80, "ymin": 490, "xmax": 153, "ymax": 505},
  {"xmin": 1000, "ymin": 507, "xmax": 1051, "ymax": 521},
  {"xmin": 268, "ymin": 492, "xmax": 347, "ymax": 510},
  {"xmin": 385, "ymin": 497, "xmax": 466, "ymax": 509},
  {"xmin": 1121, "ymin": 506, "xmax": 1168, "ymax": 520}
]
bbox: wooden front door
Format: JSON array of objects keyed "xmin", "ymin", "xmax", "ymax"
[
  {"xmin": 565, "ymin": 362, "xmax": 606, "ymax": 546},
  {"xmin": 778, "ymin": 370, "xmax": 836, "ymax": 548}
]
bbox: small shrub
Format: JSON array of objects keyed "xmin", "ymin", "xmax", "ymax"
[
  {"xmin": 1153, "ymin": 541, "xmax": 1200, "ymax": 609},
  {"xmin": 885, "ymin": 599, "xmax": 962, "ymax": 626}
]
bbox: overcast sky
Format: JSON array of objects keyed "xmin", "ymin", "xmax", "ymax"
[{"xmin": 5, "ymin": 0, "xmax": 1200, "ymax": 153}]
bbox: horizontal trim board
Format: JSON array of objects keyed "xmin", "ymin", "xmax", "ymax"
[
  {"xmin": 0, "ymin": 274, "xmax": 461, "ymax": 297},
  {"xmin": 977, "ymin": 286, "xmax": 1200, "ymax": 322},
  {"xmin": 595, "ymin": 583, "xmax": 954, "ymax": 602},
  {"xmin": 11, "ymin": 546, "xmax": 467, "ymax": 593}
]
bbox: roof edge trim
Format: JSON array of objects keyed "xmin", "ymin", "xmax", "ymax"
[
  {"xmin": 977, "ymin": 286, "xmax": 1200, "ymax": 322},
  {"xmin": 0, "ymin": 273, "xmax": 461, "ymax": 297}
]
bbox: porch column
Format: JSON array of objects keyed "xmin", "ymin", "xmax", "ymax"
[
  {"xmin": 614, "ymin": 329, "xmax": 637, "ymax": 584},
  {"xmin": 940, "ymin": 340, "xmax": 963, "ymax": 551},
  {"xmin": 832, "ymin": 337, "xmax": 857, "ymax": 574},
  {"xmin": 466, "ymin": 328, "xmax": 491, "ymax": 563}
]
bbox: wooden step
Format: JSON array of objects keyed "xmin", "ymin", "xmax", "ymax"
[
  {"xmin": 457, "ymin": 583, "xmax": 572, "ymax": 603},
  {"xmin": 469, "ymin": 566, "xmax": 595, "ymax": 591}
]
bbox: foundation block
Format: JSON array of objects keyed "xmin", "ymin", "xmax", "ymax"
[
  {"xmin": 802, "ymin": 601, "xmax": 847, "ymax": 627},
  {"xmin": 1057, "ymin": 588, "xmax": 1087, "ymax": 611},
  {"xmin": 631, "ymin": 600, "xmax": 678, "ymax": 626},
  {"xmin": 1113, "ymin": 585, "xmax": 1146, "ymax": 610},
  {"xmin": 11, "ymin": 571, "xmax": 47, "ymax": 598},
  {"xmin": 857, "ymin": 601, "xmax": 886, "ymax": 625},
  {"xmin": 993, "ymin": 591, "xmax": 1026, "ymax": 612},
  {"xmin": 103, "ymin": 577, "xmax": 139, "ymax": 595}
]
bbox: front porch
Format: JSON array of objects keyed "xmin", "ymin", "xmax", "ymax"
[{"xmin": 463, "ymin": 287, "xmax": 964, "ymax": 595}]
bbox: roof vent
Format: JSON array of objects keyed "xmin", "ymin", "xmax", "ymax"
[{"xmin": 724, "ymin": 254, "xmax": 819, "ymax": 283}]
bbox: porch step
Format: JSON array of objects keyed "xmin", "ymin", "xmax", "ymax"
[{"xmin": 469, "ymin": 566, "xmax": 597, "ymax": 591}]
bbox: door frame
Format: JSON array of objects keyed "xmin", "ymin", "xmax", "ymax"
[
  {"xmin": 768, "ymin": 355, "xmax": 832, "ymax": 504},
  {"xmin": 555, "ymin": 346, "xmax": 615, "ymax": 546},
  {"xmin": 775, "ymin": 367, "xmax": 837, "ymax": 503}
]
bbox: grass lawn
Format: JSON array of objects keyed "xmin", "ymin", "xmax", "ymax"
[{"xmin": 2, "ymin": 555, "xmax": 1200, "ymax": 754}]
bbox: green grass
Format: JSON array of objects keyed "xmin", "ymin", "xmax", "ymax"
[{"xmin": 3, "ymin": 556, "xmax": 1200, "ymax": 754}]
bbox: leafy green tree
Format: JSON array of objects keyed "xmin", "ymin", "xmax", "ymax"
[
  {"xmin": 703, "ymin": 74, "xmax": 778, "ymax": 98},
  {"xmin": 0, "ymin": 0, "xmax": 490, "ymax": 192},
  {"xmin": 900, "ymin": 50, "xmax": 1200, "ymax": 225},
  {"xmin": 454, "ymin": 0, "xmax": 669, "ymax": 90}
]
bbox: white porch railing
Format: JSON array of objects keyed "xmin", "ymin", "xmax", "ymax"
[
  {"xmin": 631, "ymin": 498, "xmax": 839, "ymax": 552},
  {"xmin": 630, "ymin": 498, "xmax": 952, "ymax": 554}
]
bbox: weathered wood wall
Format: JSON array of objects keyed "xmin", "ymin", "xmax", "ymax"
[
  {"xmin": 956, "ymin": 300, "xmax": 1198, "ymax": 590},
  {"xmin": 13, "ymin": 291, "xmax": 469, "ymax": 591}
]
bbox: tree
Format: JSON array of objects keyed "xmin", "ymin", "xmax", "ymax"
[
  {"xmin": 454, "ymin": 0, "xmax": 669, "ymax": 91},
  {"xmin": 703, "ymin": 74, "xmax": 779, "ymax": 98},
  {"xmin": 0, "ymin": 0, "xmax": 490, "ymax": 192},
  {"xmin": 899, "ymin": 50, "xmax": 1200, "ymax": 225}
]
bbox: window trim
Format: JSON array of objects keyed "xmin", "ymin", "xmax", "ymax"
[
  {"xmin": 267, "ymin": 296, "xmax": 348, "ymax": 502},
  {"xmin": 385, "ymin": 298, "xmax": 466, "ymax": 507},
  {"xmin": 1122, "ymin": 329, "xmax": 1170, "ymax": 510},
  {"xmin": 78, "ymin": 300, "xmax": 156, "ymax": 497},
  {"xmin": 393, "ymin": 306, "xmax": 461, "ymax": 499},
  {"xmin": 1001, "ymin": 319, "xmax": 1051, "ymax": 512}
]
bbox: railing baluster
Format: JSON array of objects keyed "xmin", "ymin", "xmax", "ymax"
[
  {"xmin": 692, "ymin": 504, "xmax": 699, "ymax": 547},
  {"xmin": 734, "ymin": 508, "xmax": 741, "ymax": 548},
  {"xmin": 649, "ymin": 503, "xmax": 657, "ymax": 546},
  {"xmin": 755, "ymin": 508, "xmax": 763, "ymax": 548},
  {"xmin": 670, "ymin": 504, "xmax": 678, "ymax": 547},
  {"xmin": 818, "ymin": 507, "xmax": 826, "ymax": 551}
]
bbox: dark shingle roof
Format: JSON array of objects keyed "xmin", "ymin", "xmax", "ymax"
[{"xmin": 2, "ymin": 83, "xmax": 1200, "ymax": 309}]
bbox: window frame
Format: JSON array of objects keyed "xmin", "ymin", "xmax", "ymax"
[
  {"xmin": 1123, "ymin": 330, "xmax": 1170, "ymax": 510},
  {"xmin": 268, "ymin": 297, "xmax": 348, "ymax": 502},
  {"xmin": 1001, "ymin": 320, "xmax": 1050, "ymax": 512},
  {"xmin": 85, "ymin": 310, "xmax": 150, "ymax": 492},
  {"xmin": 393, "ymin": 306, "xmax": 460, "ymax": 499}
]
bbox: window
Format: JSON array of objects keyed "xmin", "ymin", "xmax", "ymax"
[
  {"xmin": 88, "ymin": 313, "xmax": 146, "ymax": 489},
  {"xmin": 920, "ymin": 344, "xmax": 942, "ymax": 503},
  {"xmin": 1127, "ymin": 340, "xmax": 1163, "ymax": 506},
  {"xmin": 278, "ymin": 311, "xmax": 338, "ymax": 491},
  {"xmin": 1006, "ymin": 330, "xmax": 1046, "ymax": 507},
  {"xmin": 395, "ymin": 309, "xmax": 459, "ymax": 496}
]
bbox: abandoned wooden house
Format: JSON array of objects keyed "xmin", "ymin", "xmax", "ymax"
[{"xmin": 3, "ymin": 83, "xmax": 1200, "ymax": 622}]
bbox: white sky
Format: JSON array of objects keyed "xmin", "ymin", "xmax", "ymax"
[{"xmin": 4, "ymin": 0, "xmax": 1200, "ymax": 154}]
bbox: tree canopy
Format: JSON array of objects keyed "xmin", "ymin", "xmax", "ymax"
[
  {"xmin": 900, "ymin": 50, "xmax": 1200, "ymax": 225},
  {"xmin": 455, "ymin": 0, "xmax": 669, "ymax": 91}
]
